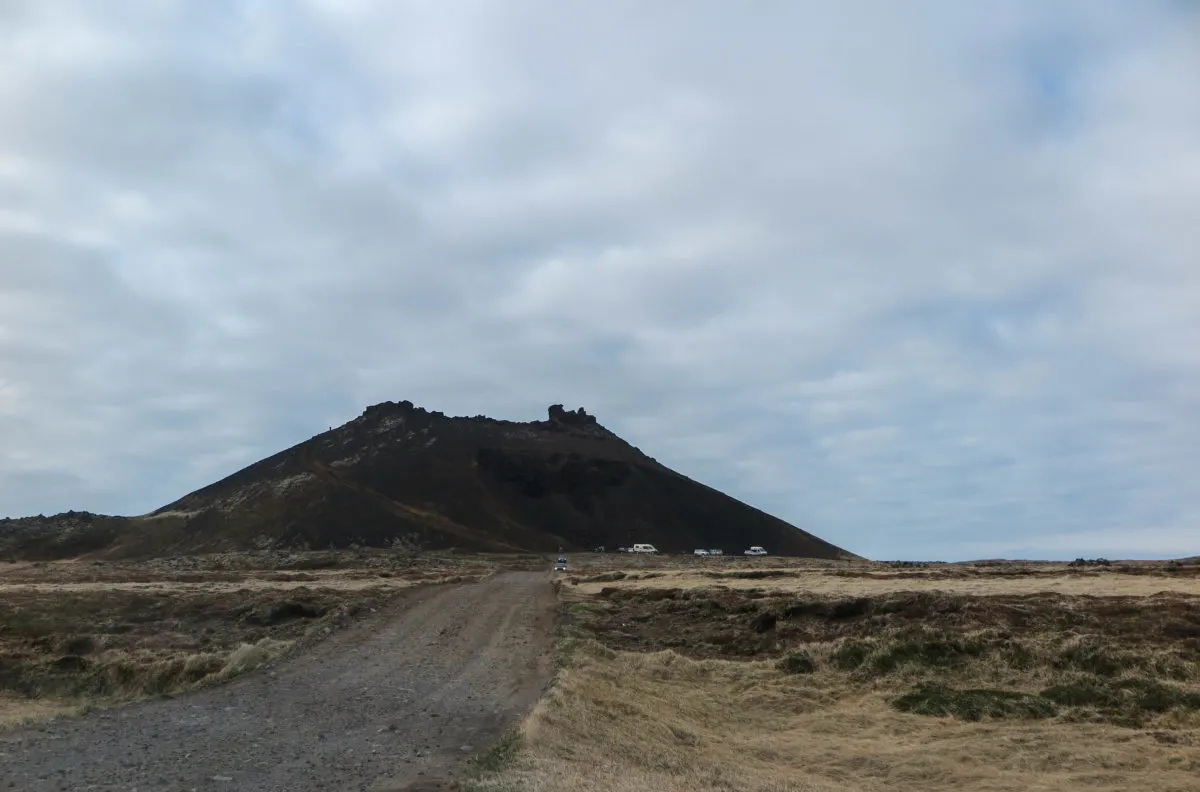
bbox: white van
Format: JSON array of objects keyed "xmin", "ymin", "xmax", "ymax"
[
  {"xmin": 631, "ymin": 544, "xmax": 659, "ymax": 554},
  {"xmin": 744, "ymin": 546, "xmax": 768, "ymax": 556}
]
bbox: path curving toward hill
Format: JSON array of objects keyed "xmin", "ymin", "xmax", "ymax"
[{"xmin": 1, "ymin": 572, "xmax": 556, "ymax": 791}]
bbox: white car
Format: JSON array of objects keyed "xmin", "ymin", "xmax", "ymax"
[
  {"xmin": 693, "ymin": 549, "xmax": 710, "ymax": 556},
  {"xmin": 631, "ymin": 543, "xmax": 659, "ymax": 554},
  {"xmin": 744, "ymin": 546, "xmax": 768, "ymax": 556}
]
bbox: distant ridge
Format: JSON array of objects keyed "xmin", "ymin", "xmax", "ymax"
[{"xmin": 0, "ymin": 401, "xmax": 857, "ymax": 560}]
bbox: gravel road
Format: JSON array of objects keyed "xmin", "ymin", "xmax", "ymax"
[{"xmin": 1, "ymin": 572, "xmax": 556, "ymax": 791}]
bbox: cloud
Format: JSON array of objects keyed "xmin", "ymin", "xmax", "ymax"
[{"xmin": 1, "ymin": 1, "xmax": 1197, "ymax": 559}]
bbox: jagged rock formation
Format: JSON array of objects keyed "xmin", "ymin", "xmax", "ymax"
[{"xmin": 0, "ymin": 402, "xmax": 856, "ymax": 560}]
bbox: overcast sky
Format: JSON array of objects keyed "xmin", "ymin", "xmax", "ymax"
[{"xmin": 1, "ymin": 2, "xmax": 1197, "ymax": 560}]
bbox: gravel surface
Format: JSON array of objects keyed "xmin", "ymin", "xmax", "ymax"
[{"xmin": 1, "ymin": 572, "xmax": 555, "ymax": 791}]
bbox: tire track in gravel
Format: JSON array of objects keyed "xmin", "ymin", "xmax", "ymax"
[{"xmin": 1, "ymin": 571, "xmax": 556, "ymax": 792}]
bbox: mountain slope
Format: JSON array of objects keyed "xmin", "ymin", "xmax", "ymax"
[{"xmin": 1, "ymin": 402, "xmax": 856, "ymax": 560}]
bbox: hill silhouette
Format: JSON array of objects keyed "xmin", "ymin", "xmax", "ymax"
[{"xmin": 1, "ymin": 402, "xmax": 856, "ymax": 560}]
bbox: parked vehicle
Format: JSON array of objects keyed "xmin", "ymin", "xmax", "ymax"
[
  {"xmin": 744, "ymin": 546, "xmax": 768, "ymax": 556},
  {"xmin": 631, "ymin": 543, "xmax": 659, "ymax": 554},
  {"xmin": 693, "ymin": 549, "xmax": 710, "ymax": 556},
  {"xmin": 708, "ymin": 549, "xmax": 724, "ymax": 556}
]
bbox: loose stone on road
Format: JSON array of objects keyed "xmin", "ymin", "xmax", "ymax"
[{"xmin": 2, "ymin": 572, "xmax": 555, "ymax": 791}]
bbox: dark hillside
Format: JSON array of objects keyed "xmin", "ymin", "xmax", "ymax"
[{"xmin": 1, "ymin": 402, "xmax": 856, "ymax": 560}]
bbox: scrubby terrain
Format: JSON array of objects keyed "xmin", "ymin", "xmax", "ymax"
[
  {"xmin": 0, "ymin": 402, "xmax": 853, "ymax": 560},
  {"xmin": 469, "ymin": 556, "xmax": 1200, "ymax": 792},
  {"xmin": 3, "ymin": 569, "xmax": 555, "ymax": 791},
  {"xmin": 0, "ymin": 549, "xmax": 500, "ymax": 727},
  {"xmin": 5, "ymin": 551, "xmax": 1199, "ymax": 790}
]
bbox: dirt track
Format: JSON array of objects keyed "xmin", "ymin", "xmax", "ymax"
[{"xmin": 0, "ymin": 572, "xmax": 555, "ymax": 791}]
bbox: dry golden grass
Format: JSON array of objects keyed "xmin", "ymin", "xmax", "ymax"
[
  {"xmin": 0, "ymin": 577, "xmax": 428, "ymax": 594},
  {"xmin": 471, "ymin": 643, "xmax": 1200, "ymax": 792},
  {"xmin": 0, "ymin": 547, "xmax": 506, "ymax": 584},
  {"xmin": 469, "ymin": 558, "xmax": 1200, "ymax": 792},
  {"xmin": 571, "ymin": 568, "xmax": 1200, "ymax": 598},
  {"xmin": 0, "ymin": 695, "xmax": 83, "ymax": 729},
  {"xmin": 0, "ymin": 550, "xmax": 498, "ymax": 729}
]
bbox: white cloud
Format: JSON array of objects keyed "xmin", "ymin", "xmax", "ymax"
[{"xmin": 0, "ymin": 1, "xmax": 1197, "ymax": 560}]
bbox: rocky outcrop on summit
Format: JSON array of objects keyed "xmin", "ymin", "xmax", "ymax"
[
  {"xmin": 547, "ymin": 404, "xmax": 598, "ymax": 426},
  {"xmin": 1, "ymin": 402, "xmax": 856, "ymax": 560}
]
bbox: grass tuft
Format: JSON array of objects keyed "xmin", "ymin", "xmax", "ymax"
[
  {"xmin": 1041, "ymin": 676, "xmax": 1200, "ymax": 722},
  {"xmin": 869, "ymin": 632, "xmax": 985, "ymax": 674},
  {"xmin": 472, "ymin": 728, "xmax": 524, "ymax": 774},
  {"xmin": 776, "ymin": 651, "xmax": 816, "ymax": 675},
  {"xmin": 1054, "ymin": 640, "xmax": 1137, "ymax": 677},
  {"xmin": 831, "ymin": 641, "xmax": 870, "ymax": 670},
  {"xmin": 891, "ymin": 683, "xmax": 1058, "ymax": 721}
]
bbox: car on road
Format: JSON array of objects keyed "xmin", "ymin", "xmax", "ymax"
[
  {"xmin": 554, "ymin": 556, "xmax": 568, "ymax": 571},
  {"xmin": 744, "ymin": 546, "xmax": 768, "ymax": 556}
]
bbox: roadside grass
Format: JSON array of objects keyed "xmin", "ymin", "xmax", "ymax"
[
  {"xmin": 0, "ymin": 551, "xmax": 492, "ymax": 727},
  {"xmin": 0, "ymin": 695, "xmax": 83, "ymax": 729},
  {"xmin": 0, "ymin": 587, "xmax": 335, "ymax": 721},
  {"xmin": 464, "ymin": 640, "xmax": 1200, "ymax": 792},
  {"xmin": 470, "ymin": 560, "xmax": 1200, "ymax": 792},
  {"xmin": 462, "ymin": 729, "xmax": 526, "ymax": 792},
  {"xmin": 3, "ymin": 638, "xmax": 294, "ymax": 702},
  {"xmin": 474, "ymin": 728, "xmax": 524, "ymax": 773}
]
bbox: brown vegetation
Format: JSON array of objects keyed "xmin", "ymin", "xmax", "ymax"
[
  {"xmin": 0, "ymin": 550, "xmax": 495, "ymax": 727},
  {"xmin": 469, "ymin": 557, "xmax": 1200, "ymax": 792},
  {"xmin": 567, "ymin": 557, "xmax": 1200, "ymax": 598}
]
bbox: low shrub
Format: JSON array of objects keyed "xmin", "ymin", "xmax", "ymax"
[
  {"xmin": 869, "ymin": 633, "xmax": 984, "ymax": 674},
  {"xmin": 892, "ymin": 684, "xmax": 1058, "ymax": 721},
  {"xmin": 776, "ymin": 651, "xmax": 816, "ymax": 675},
  {"xmin": 832, "ymin": 641, "xmax": 870, "ymax": 670},
  {"xmin": 1054, "ymin": 640, "xmax": 1136, "ymax": 677}
]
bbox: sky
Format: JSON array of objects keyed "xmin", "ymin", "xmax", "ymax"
[{"xmin": 1, "ymin": 1, "xmax": 1197, "ymax": 561}]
